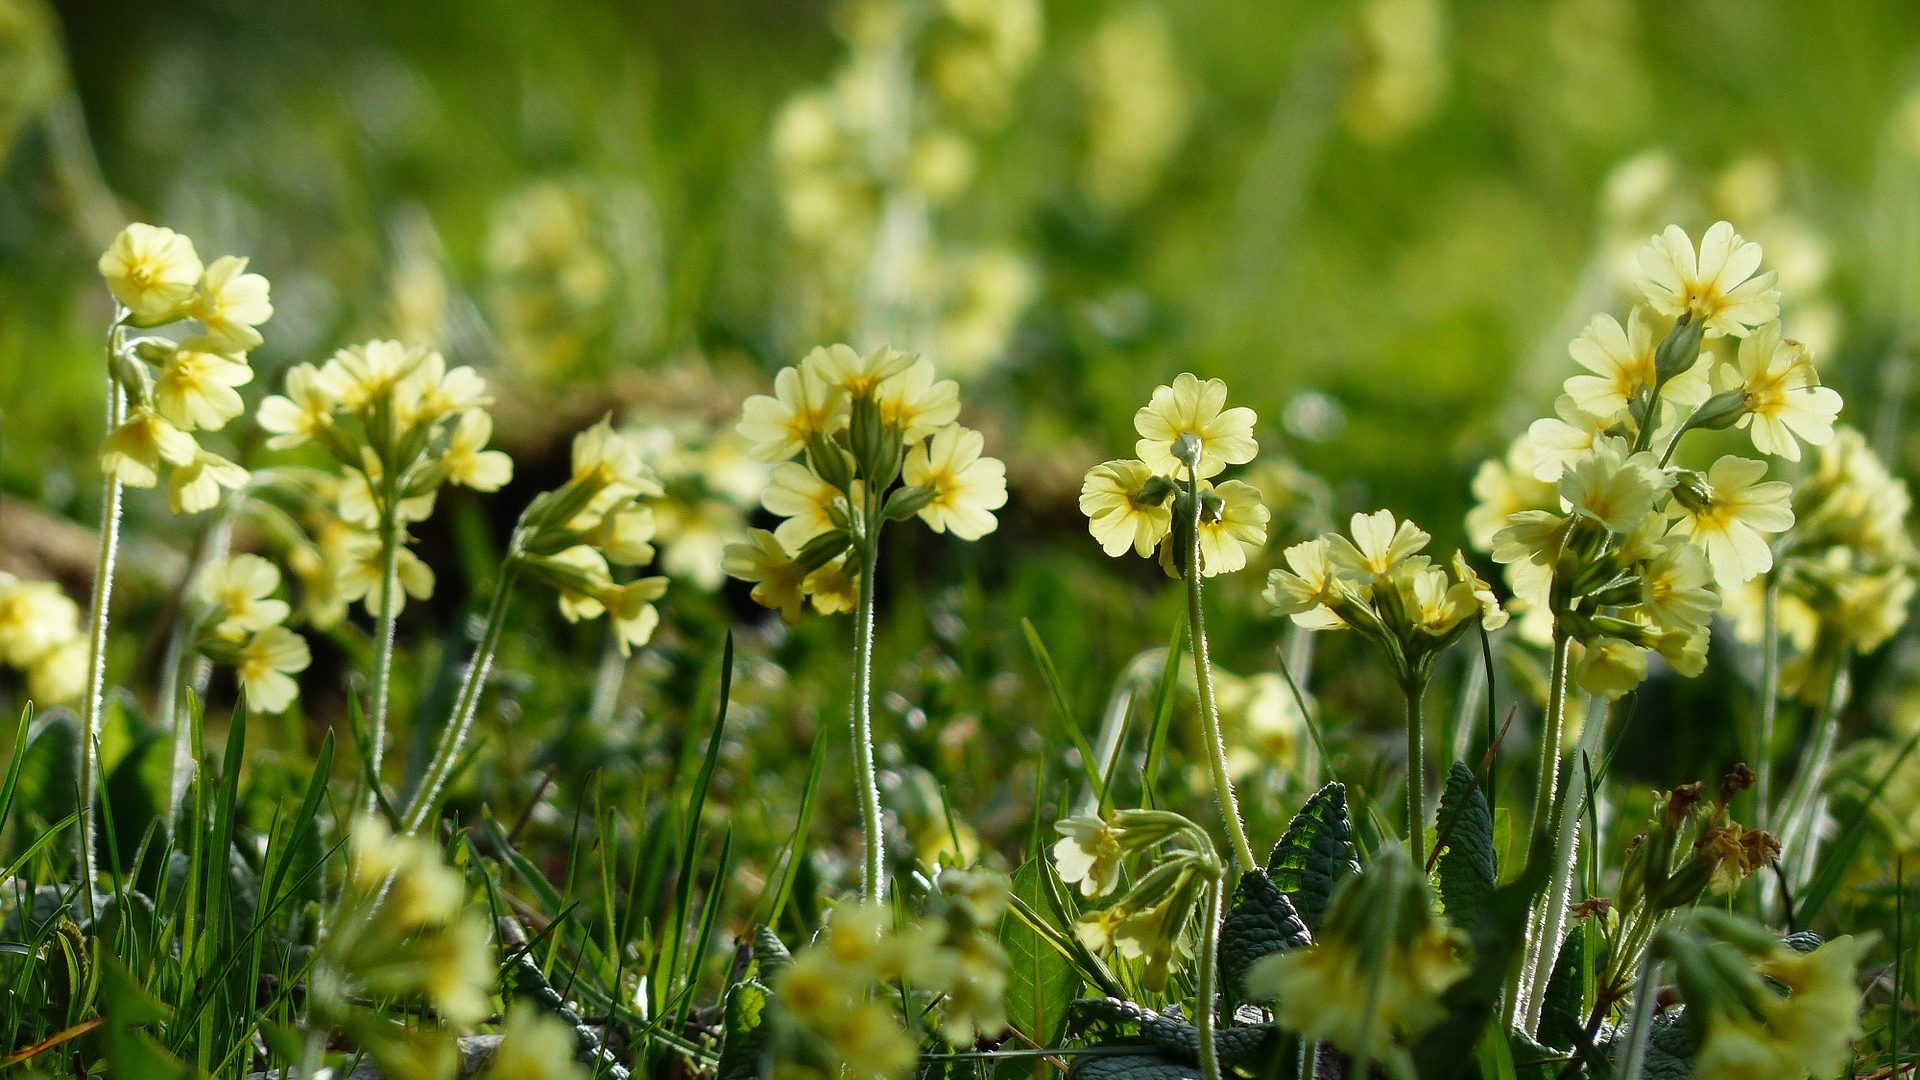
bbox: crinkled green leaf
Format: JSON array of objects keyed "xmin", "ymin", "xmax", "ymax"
[
  {"xmin": 1435, "ymin": 762, "xmax": 1498, "ymax": 940},
  {"xmin": 1217, "ymin": 868, "xmax": 1311, "ymax": 999},
  {"xmin": 1265, "ymin": 781, "xmax": 1359, "ymax": 933},
  {"xmin": 717, "ymin": 977, "xmax": 772, "ymax": 1080},
  {"xmin": 1069, "ymin": 998, "xmax": 1280, "ymax": 1070},
  {"xmin": 1600, "ymin": 1009, "xmax": 1698, "ymax": 1080},
  {"xmin": 1067, "ymin": 1052, "xmax": 1203, "ymax": 1080},
  {"xmin": 1538, "ymin": 920, "xmax": 1593, "ymax": 1053}
]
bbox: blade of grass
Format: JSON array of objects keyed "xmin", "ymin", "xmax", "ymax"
[{"xmin": 1021, "ymin": 618, "xmax": 1107, "ymax": 803}]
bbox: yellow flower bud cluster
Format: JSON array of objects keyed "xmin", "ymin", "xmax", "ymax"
[
  {"xmin": 0, "ymin": 573, "xmax": 85, "ymax": 704},
  {"xmin": 1051, "ymin": 809, "xmax": 1222, "ymax": 993},
  {"xmin": 511, "ymin": 417, "xmax": 671, "ymax": 656},
  {"xmin": 1080, "ymin": 373, "xmax": 1269, "ymax": 579},
  {"xmin": 255, "ymin": 340, "xmax": 512, "ymax": 618},
  {"xmin": 308, "ymin": 816, "xmax": 496, "ymax": 1069},
  {"xmin": 723, "ymin": 345, "xmax": 1006, "ymax": 623},
  {"xmin": 1468, "ymin": 221, "xmax": 1837, "ymax": 699},
  {"xmin": 1242, "ymin": 848, "xmax": 1465, "ymax": 1080},
  {"xmin": 94, "ymin": 223, "xmax": 274, "ymax": 514},
  {"xmin": 766, "ymin": 900, "xmax": 951, "ymax": 1080},
  {"xmin": 191, "ymin": 553, "xmax": 311, "ymax": 715}
]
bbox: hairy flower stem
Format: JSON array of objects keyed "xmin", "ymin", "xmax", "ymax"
[
  {"xmin": 1526, "ymin": 632, "xmax": 1573, "ymax": 860},
  {"xmin": 1403, "ymin": 675, "xmax": 1429, "ymax": 868},
  {"xmin": 852, "ymin": 517, "xmax": 888, "ymax": 901},
  {"xmin": 363, "ymin": 477, "xmax": 403, "ymax": 813},
  {"xmin": 1194, "ymin": 870, "xmax": 1228, "ymax": 1080},
  {"xmin": 400, "ymin": 558, "xmax": 522, "ymax": 834},
  {"xmin": 1611, "ymin": 952, "xmax": 1661, "ymax": 1080},
  {"xmin": 1753, "ymin": 570, "xmax": 1781, "ymax": 832},
  {"xmin": 75, "ymin": 320, "xmax": 129, "ymax": 918},
  {"xmin": 1521, "ymin": 694, "xmax": 1608, "ymax": 1034},
  {"xmin": 1186, "ymin": 474, "xmax": 1258, "ymax": 875}
]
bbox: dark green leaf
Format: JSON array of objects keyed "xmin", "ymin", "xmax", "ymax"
[
  {"xmin": 1538, "ymin": 920, "xmax": 1593, "ymax": 1053},
  {"xmin": 716, "ymin": 977, "xmax": 772, "ymax": 1080},
  {"xmin": 1069, "ymin": 998, "xmax": 1280, "ymax": 1070},
  {"xmin": 1217, "ymin": 869, "xmax": 1311, "ymax": 1000},
  {"xmin": 1265, "ymin": 781, "xmax": 1359, "ymax": 932},
  {"xmin": 1067, "ymin": 1052, "xmax": 1202, "ymax": 1080},
  {"xmin": 999, "ymin": 860, "xmax": 1082, "ymax": 1047},
  {"xmin": 1599, "ymin": 1008, "xmax": 1697, "ymax": 1080}
]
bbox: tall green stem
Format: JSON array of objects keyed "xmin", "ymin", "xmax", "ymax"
[
  {"xmin": 1403, "ymin": 675, "xmax": 1428, "ymax": 868},
  {"xmin": 1193, "ymin": 871, "xmax": 1228, "ymax": 1080},
  {"xmin": 363, "ymin": 476, "xmax": 403, "ymax": 812},
  {"xmin": 852, "ymin": 521, "xmax": 887, "ymax": 901},
  {"xmin": 76, "ymin": 322, "xmax": 128, "ymax": 919},
  {"xmin": 400, "ymin": 559, "xmax": 523, "ymax": 834},
  {"xmin": 1526, "ymin": 632, "xmax": 1573, "ymax": 860},
  {"xmin": 1185, "ymin": 475, "xmax": 1258, "ymax": 875},
  {"xmin": 1753, "ymin": 571, "xmax": 1781, "ymax": 833},
  {"xmin": 1521, "ymin": 693, "xmax": 1608, "ymax": 1034}
]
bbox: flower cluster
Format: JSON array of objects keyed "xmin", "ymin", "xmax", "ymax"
[
  {"xmin": 1722, "ymin": 426, "xmax": 1916, "ymax": 700},
  {"xmin": 1241, "ymin": 848, "xmax": 1465, "ymax": 1080},
  {"xmin": 1473, "ymin": 221, "xmax": 1839, "ymax": 699},
  {"xmin": 1052, "ymin": 810, "xmax": 1223, "ymax": 992},
  {"xmin": 1079, "ymin": 373, "xmax": 1270, "ymax": 578},
  {"xmin": 1654, "ymin": 912, "xmax": 1866, "ymax": 1080},
  {"xmin": 192, "ymin": 553, "xmax": 312, "ymax": 714},
  {"xmin": 307, "ymin": 817, "xmax": 496, "ymax": 1071},
  {"xmin": 1267, "ymin": 510, "xmax": 1506, "ymax": 680},
  {"xmin": 724, "ymin": 344, "xmax": 1006, "ymax": 621},
  {"xmin": 509, "ymin": 418, "xmax": 672, "ymax": 656},
  {"xmin": 627, "ymin": 414, "xmax": 769, "ymax": 590},
  {"xmin": 1618, "ymin": 767, "xmax": 1779, "ymax": 916},
  {"xmin": 0, "ymin": 573, "xmax": 85, "ymax": 703},
  {"xmin": 257, "ymin": 339, "xmax": 511, "ymax": 618},
  {"xmin": 95, "ymin": 223, "xmax": 273, "ymax": 514}
]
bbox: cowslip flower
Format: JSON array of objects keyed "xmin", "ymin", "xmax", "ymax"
[
  {"xmin": 1723, "ymin": 323, "xmax": 1841, "ymax": 462},
  {"xmin": 764, "ymin": 461, "xmax": 851, "ymax": 548},
  {"xmin": 154, "ymin": 344, "xmax": 252, "ymax": 431},
  {"xmin": 1558, "ymin": 436, "xmax": 1673, "ymax": 534},
  {"xmin": 234, "ymin": 624, "xmax": 311, "ymax": 713},
  {"xmin": 1133, "ymin": 372, "xmax": 1257, "ymax": 479},
  {"xmin": 1467, "ymin": 436, "xmax": 1557, "ymax": 551},
  {"xmin": 1189, "ymin": 479, "xmax": 1268, "ymax": 576},
  {"xmin": 1573, "ymin": 635, "xmax": 1648, "ymax": 699},
  {"xmin": 98, "ymin": 223, "xmax": 204, "ymax": 323},
  {"xmin": 1634, "ymin": 221, "xmax": 1780, "ymax": 339},
  {"xmin": 1526, "ymin": 396, "xmax": 1608, "ymax": 482},
  {"xmin": 188, "ymin": 255, "xmax": 273, "ymax": 350},
  {"xmin": 198, "ymin": 553, "xmax": 292, "ymax": 638},
  {"xmin": 1265, "ymin": 538, "xmax": 1350, "ymax": 630},
  {"xmin": 722, "ymin": 529, "xmax": 810, "ymax": 623},
  {"xmin": 1693, "ymin": 936, "xmax": 1865, "ymax": 1080},
  {"xmin": 1079, "ymin": 459, "xmax": 1173, "ymax": 557},
  {"xmin": 1639, "ymin": 540, "xmax": 1719, "ymax": 634},
  {"xmin": 1328, "ymin": 509, "xmax": 1430, "ymax": 581},
  {"xmin": 595, "ymin": 576, "xmax": 670, "ymax": 656},
  {"xmin": 901, "ymin": 424, "xmax": 1007, "ymax": 540},
  {"xmin": 99, "ymin": 406, "xmax": 199, "ymax": 488},
  {"xmin": 336, "ymin": 530, "xmax": 437, "ymax": 616},
  {"xmin": 316, "ymin": 339, "xmax": 423, "ymax": 412},
  {"xmin": 1564, "ymin": 307, "xmax": 1709, "ymax": 422},
  {"xmin": 168, "ymin": 449, "xmax": 250, "ymax": 514},
  {"xmin": 1052, "ymin": 816, "xmax": 1124, "ymax": 898},
  {"xmin": 1671, "ymin": 456, "xmax": 1794, "ymax": 588},
  {"xmin": 394, "ymin": 351, "xmax": 491, "ymax": 430},
  {"xmin": 570, "ymin": 417, "xmax": 661, "ymax": 502},
  {"xmin": 737, "ymin": 363, "xmax": 848, "ymax": 462},
  {"xmin": 0, "ymin": 576, "xmax": 80, "ymax": 667},
  {"xmin": 440, "ymin": 410, "xmax": 514, "ymax": 492},
  {"xmin": 875, "ymin": 355, "xmax": 961, "ymax": 441},
  {"xmin": 478, "ymin": 1004, "xmax": 588, "ymax": 1080},
  {"xmin": 256, "ymin": 364, "xmax": 339, "ymax": 449},
  {"xmin": 802, "ymin": 342, "xmax": 916, "ymax": 399}
]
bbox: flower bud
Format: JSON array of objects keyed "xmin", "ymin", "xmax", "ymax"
[
  {"xmin": 1653, "ymin": 312, "xmax": 1708, "ymax": 384},
  {"xmin": 1687, "ymin": 388, "xmax": 1750, "ymax": 431}
]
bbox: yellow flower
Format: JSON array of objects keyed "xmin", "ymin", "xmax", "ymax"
[
  {"xmin": 1525, "ymin": 396, "xmax": 1608, "ymax": 482},
  {"xmin": 1051, "ymin": 816, "xmax": 1123, "ymax": 898},
  {"xmin": 99, "ymin": 406, "xmax": 199, "ymax": 488},
  {"xmin": 763, "ymin": 462, "xmax": 851, "ymax": 548},
  {"xmin": 875, "ymin": 355, "xmax": 961, "ymax": 441},
  {"xmin": 1450, "ymin": 552, "xmax": 1508, "ymax": 631},
  {"xmin": 1640, "ymin": 540, "xmax": 1718, "ymax": 634},
  {"xmin": 1133, "ymin": 372, "xmax": 1258, "ymax": 479},
  {"xmin": 902, "ymin": 425, "xmax": 1007, "ymax": 540},
  {"xmin": 336, "ymin": 530, "xmax": 436, "ymax": 616},
  {"xmin": 155, "ymin": 343, "xmax": 253, "ymax": 431},
  {"xmin": 478, "ymin": 1004, "xmax": 588, "ymax": 1080},
  {"xmin": 1192, "ymin": 478, "xmax": 1268, "ymax": 577},
  {"xmin": 1564, "ymin": 307, "xmax": 1709, "ymax": 422},
  {"xmin": 317, "ymin": 339, "xmax": 424, "ymax": 412},
  {"xmin": 802, "ymin": 342, "xmax": 916, "ymax": 400},
  {"xmin": 590, "ymin": 504, "xmax": 658, "ymax": 566},
  {"xmin": 1079, "ymin": 459, "xmax": 1173, "ymax": 557},
  {"xmin": 1329, "ymin": 509, "xmax": 1430, "ymax": 581},
  {"xmin": 1558, "ymin": 435, "xmax": 1672, "ymax": 534},
  {"xmin": 349, "ymin": 815, "xmax": 465, "ymax": 925},
  {"xmin": 1467, "ymin": 436, "xmax": 1556, "ymax": 551},
  {"xmin": 234, "ymin": 625, "xmax": 310, "ymax": 714},
  {"xmin": 1723, "ymin": 323, "xmax": 1841, "ymax": 462},
  {"xmin": 167, "ymin": 449, "xmax": 250, "ymax": 515},
  {"xmin": 188, "ymin": 255, "xmax": 273, "ymax": 350},
  {"xmin": 723, "ymin": 529, "xmax": 810, "ymax": 623},
  {"xmin": 395, "ymin": 350, "xmax": 493, "ymax": 431},
  {"xmin": 1265, "ymin": 538, "xmax": 1350, "ymax": 630},
  {"xmin": 804, "ymin": 557, "xmax": 859, "ymax": 615},
  {"xmin": 570, "ymin": 417, "xmax": 662, "ymax": 500},
  {"xmin": 338, "ymin": 452, "xmax": 437, "ymax": 529},
  {"xmin": 542, "ymin": 546, "xmax": 617, "ymax": 623},
  {"xmin": 0, "ymin": 576, "xmax": 79, "ymax": 666},
  {"xmin": 1695, "ymin": 937, "xmax": 1866, "ymax": 1080},
  {"xmin": 98, "ymin": 223, "xmax": 203, "ymax": 323},
  {"xmin": 442, "ymin": 410, "xmax": 514, "ymax": 491},
  {"xmin": 1672, "ymin": 456, "xmax": 1794, "ymax": 588},
  {"xmin": 596, "ymin": 576, "xmax": 669, "ymax": 656},
  {"xmin": 737, "ymin": 363, "xmax": 849, "ymax": 462},
  {"xmin": 409, "ymin": 914, "xmax": 495, "ymax": 1028},
  {"xmin": 198, "ymin": 553, "xmax": 291, "ymax": 638},
  {"xmin": 28, "ymin": 639, "xmax": 87, "ymax": 703},
  {"xmin": 256, "ymin": 364, "xmax": 339, "ymax": 450},
  {"xmin": 1572, "ymin": 636, "xmax": 1647, "ymax": 699},
  {"xmin": 823, "ymin": 1001, "xmax": 919, "ymax": 1080},
  {"xmin": 1634, "ymin": 221, "xmax": 1780, "ymax": 338}
]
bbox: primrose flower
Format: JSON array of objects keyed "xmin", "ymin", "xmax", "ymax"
[
  {"xmin": 0, "ymin": 577, "xmax": 80, "ymax": 667},
  {"xmin": 188, "ymin": 255, "xmax": 274, "ymax": 350},
  {"xmin": 875, "ymin": 354, "xmax": 961, "ymax": 441},
  {"xmin": 198, "ymin": 553, "xmax": 292, "ymax": 639},
  {"xmin": 1634, "ymin": 221, "xmax": 1780, "ymax": 338},
  {"xmin": 1328, "ymin": 509, "xmax": 1430, "ymax": 582},
  {"xmin": 1467, "ymin": 435, "xmax": 1557, "ymax": 551},
  {"xmin": 1079, "ymin": 459, "xmax": 1174, "ymax": 557},
  {"xmin": 1188, "ymin": 479, "xmax": 1268, "ymax": 576},
  {"xmin": 804, "ymin": 557, "xmax": 859, "ymax": 615},
  {"xmin": 1558, "ymin": 436, "xmax": 1673, "ymax": 534},
  {"xmin": 233, "ymin": 624, "xmax": 310, "ymax": 714},
  {"xmin": 154, "ymin": 344, "xmax": 252, "ymax": 431},
  {"xmin": 1639, "ymin": 540, "xmax": 1719, "ymax": 634},
  {"xmin": 1133, "ymin": 372, "xmax": 1258, "ymax": 479},
  {"xmin": 1265, "ymin": 538, "xmax": 1351, "ymax": 630},
  {"xmin": 570, "ymin": 417, "xmax": 661, "ymax": 501},
  {"xmin": 802, "ymin": 342, "xmax": 916, "ymax": 399},
  {"xmin": 28, "ymin": 639, "xmax": 87, "ymax": 704},
  {"xmin": 764, "ymin": 461, "xmax": 851, "ymax": 548},
  {"xmin": 1671, "ymin": 456, "xmax": 1794, "ymax": 588},
  {"xmin": 440, "ymin": 410, "xmax": 514, "ymax": 491},
  {"xmin": 596, "ymin": 576, "xmax": 669, "ymax": 656},
  {"xmin": 255, "ymin": 364, "xmax": 339, "ymax": 450},
  {"xmin": 167, "ymin": 449, "xmax": 250, "ymax": 515},
  {"xmin": 1525, "ymin": 396, "xmax": 1608, "ymax": 483},
  {"xmin": 1692, "ymin": 936, "xmax": 1866, "ymax": 1080},
  {"xmin": 336, "ymin": 530, "xmax": 437, "ymax": 616},
  {"xmin": 723, "ymin": 529, "xmax": 810, "ymax": 623},
  {"xmin": 589, "ymin": 504, "xmax": 658, "ymax": 566},
  {"xmin": 1573, "ymin": 635, "xmax": 1648, "ymax": 700},
  {"xmin": 1564, "ymin": 307, "xmax": 1709, "ymax": 422},
  {"xmin": 1051, "ymin": 815, "xmax": 1124, "ymax": 898},
  {"xmin": 394, "ymin": 351, "xmax": 492, "ymax": 430},
  {"xmin": 316, "ymin": 339, "xmax": 423, "ymax": 412},
  {"xmin": 98, "ymin": 223, "xmax": 204, "ymax": 323},
  {"xmin": 99, "ymin": 406, "xmax": 198, "ymax": 488},
  {"xmin": 902, "ymin": 424, "xmax": 1007, "ymax": 540},
  {"xmin": 1723, "ymin": 323, "xmax": 1841, "ymax": 462},
  {"xmin": 737, "ymin": 363, "xmax": 849, "ymax": 462}
]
